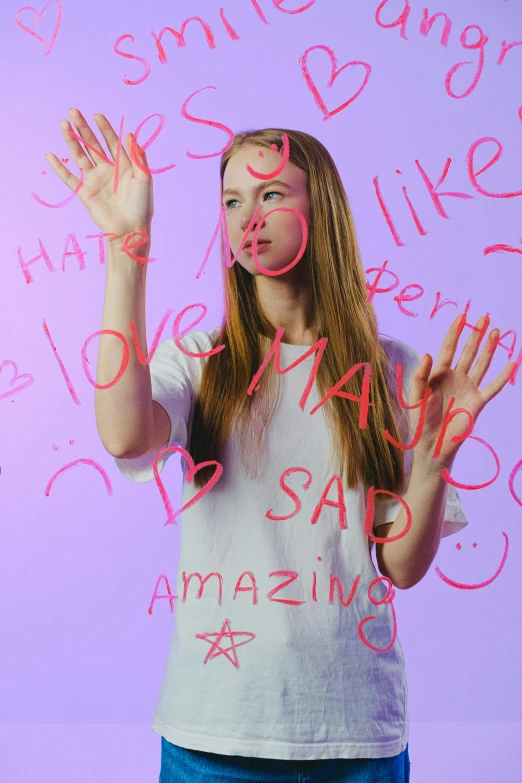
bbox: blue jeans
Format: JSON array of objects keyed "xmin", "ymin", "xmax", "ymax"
[{"xmin": 159, "ymin": 737, "xmax": 410, "ymax": 782}]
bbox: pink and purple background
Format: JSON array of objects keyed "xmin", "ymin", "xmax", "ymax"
[{"xmin": 1, "ymin": 0, "xmax": 522, "ymax": 780}]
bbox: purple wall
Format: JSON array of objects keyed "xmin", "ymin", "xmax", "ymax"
[{"xmin": 1, "ymin": 0, "xmax": 521, "ymax": 780}]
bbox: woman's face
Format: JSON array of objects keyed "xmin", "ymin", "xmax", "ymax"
[{"xmin": 221, "ymin": 145, "xmax": 310, "ymax": 277}]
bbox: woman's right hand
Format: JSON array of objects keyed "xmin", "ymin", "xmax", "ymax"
[{"xmin": 45, "ymin": 108, "xmax": 154, "ymax": 243}]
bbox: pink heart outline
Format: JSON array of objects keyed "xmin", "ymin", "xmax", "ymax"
[
  {"xmin": 152, "ymin": 444, "xmax": 223, "ymax": 526},
  {"xmin": 300, "ymin": 44, "xmax": 372, "ymax": 120},
  {"xmin": 14, "ymin": 0, "xmax": 63, "ymax": 57},
  {"xmin": 0, "ymin": 360, "xmax": 35, "ymax": 401}
]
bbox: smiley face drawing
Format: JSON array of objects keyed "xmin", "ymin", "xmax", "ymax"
[{"xmin": 434, "ymin": 532, "xmax": 509, "ymax": 590}]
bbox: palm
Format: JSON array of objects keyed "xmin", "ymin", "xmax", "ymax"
[
  {"xmin": 407, "ymin": 314, "xmax": 516, "ymax": 465},
  {"xmin": 78, "ymin": 159, "xmax": 152, "ymax": 237},
  {"xmin": 46, "ymin": 109, "xmax": 153, "ymax": 239}
]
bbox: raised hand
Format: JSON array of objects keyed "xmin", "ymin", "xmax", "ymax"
[
  {"xmin": 45, "ymin": 108, "xmax": 154, "ymax": 242},
  {"xmin": 407, "ymin": 313, "xmax": 517, "ymax": 466}
]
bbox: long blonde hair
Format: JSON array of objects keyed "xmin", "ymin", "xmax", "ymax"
[{"xmin": 188, "ymin": 128, "xmax": 407, "ymax": 502}]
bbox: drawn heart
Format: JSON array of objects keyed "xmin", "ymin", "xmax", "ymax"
[
  {"xmin": 14, "ymin": 0, "xmax": 63, "ymax": 57},
  {"xmin": 300, "ymin": 44, "xmax": 372, "ymax": 120},
  {"xmin": 153, "ymin": 444, "xmax": 223, "ymax": 526},
  {"xmin": 0, "ymin": 361, "xmax": 35, "ymax": 401}
]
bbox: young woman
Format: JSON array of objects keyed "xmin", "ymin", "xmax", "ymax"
[{"xmin": 47, "ymin": 109, "xmax": 514, "ymax": 783}]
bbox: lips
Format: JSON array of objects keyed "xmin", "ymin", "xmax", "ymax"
[{"xmin": 244, "ymin": 239, "xmax": 271, "ymax": 248}]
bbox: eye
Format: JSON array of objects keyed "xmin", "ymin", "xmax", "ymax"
[{"xmin": 224, "ymin": 191, "xmax": 282, "ymax": 209}]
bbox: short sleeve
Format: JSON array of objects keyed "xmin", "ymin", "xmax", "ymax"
[
  {"xmin": 113, "ymin": 329, "xmax": 214, "ymax": 483},
  {"xmin": 372, "ymin": 336, "xmax": 469, "ymax": 539}
]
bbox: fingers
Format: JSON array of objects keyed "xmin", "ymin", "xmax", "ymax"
[
  {"xmin": 432, "ymin": 313, "xmax": 490, "ymax": 376},
  {"xmin": 47, "ymin": 107, "xmax": 112, "ymax": 188},
  {"xmin": 430, "ymin": 315, "xmax": 462, "ymax": 375},
  {"xmin": 454, "ymin": 314, "xmax": 490, "ymax": 375},
  {"xmin": 67, "ymin": 108, "xmax": 113, "ymax": 165},
  {"xmin": 44, "ymin": 151, "xmax": 81, "ymax": 192},
  {"xmin": 409, "ymin": 354, "xmax": 432, "ymax": 404},
  {"xmin": 92, "ymin": 112, "xmax": 131, "ymax": 169},
  {"xmin": 126, "ymin": 132, "xmax": 151, "ymax": 179},
  {"xmin": 480, "ymin": 359, "xmax": 518, "ymax": 405},
  {"xmin": 468, "ymin": 327, "xmax": 500, "ymax": 387},
  {"xmin": 60, "ymin": 117, "xmax": 95, "ymax": 173},
  {"xmin": 416, "ymin": 353, "xmax": 432, "ymax": 381},
  {"xmin": 52, "ymin": 108, "xmax": 134, "ymax": 184}
]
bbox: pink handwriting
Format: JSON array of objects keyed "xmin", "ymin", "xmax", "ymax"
[
  {"xmin": 0, "ymin": 361, "xmax": 35, "ymax": 401},
  {"xmin": 31, "ymin": 166, "xmax": 85, "ymax": 208},
  {"xmin": 509, "ymin": 459, "xmax": 522, "ymax": 507},
  {"xmin": 373, "ymin": 129, "xmax": 522, "ymax": 247},
  {"xmin": 14, "ymin": 0, "xmax": 62, "ymax": 57},
  {"xmin": 246, "ymin": 133, "xmax": 290, "ymax": 179},
  {"xmin": 434, "ymin": 531, "xmax": 509, "ymax": 588},
  {"xmin": 81, "ymin": 330, "xmax": 130, "ymax": 391},
  {"xmin": 38, "ymin": 107, "xmax": 234, "ymax": 204},
  {"xmin": 299, "ymin": 45, "xmax": 372, "ymax": 120},
  {"xmin": 121, "ymin": 228, "xmax": 156, "ymax": 265},
  {"xmin": 441, "ymin": 434, "xmax": 500, "ymax": 491},
  {"xmin": 43, "ymin": 319, "xmax": 81, "ymax": 405},
  {"xmin": 196, "ymin": 619, "xmax": 255, "ymax": 668},
  {"xmin": 374, "ymin": 1, "xmax": 521, "ymax": 100},
  {"xmin": 364, "ymin": 259, "xmax": 521, "ymax": 385},
  {"xmin": 197, "ymin": 201, "xmax": 308, "ymax": 278},
  {"xmin": 147, "ymin": 571, "xmax": 396, "ymax": 654},
  {"xmin": 263, "ymin": 465, "xmax": 413, "ymax": 540},
  {"xmin": 181, "ymin": 87, "xmax": 235, "ymax": 160},
  {"xmin": 484, "ymin": 242, "xmax": 522, "ymax": 258},
  {"xmin": 152, "ymin": 444, "xmax": 224, "ymax": 526},
  {"xmin": 172, "ymin": 304, "xmax": 225, "ymax": 359},
  {"xmin": 45, "ymin": 458, "xmax": 113, "ymax": 497},
  {"xmin": 113, "ymin": 1, "xmax": 316, "ymax": 85}
]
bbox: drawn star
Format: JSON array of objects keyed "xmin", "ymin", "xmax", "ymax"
[{"xmin": 195, "ymin": 618, "xmax": 255, "ymax": 668}]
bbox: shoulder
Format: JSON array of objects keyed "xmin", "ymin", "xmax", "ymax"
[
  {"xmin": 378, "ymin": 332, "xmax": 423, "ymax": 366},
  {"xmin": 149, "ymin": 326, "xmax": 221, "ymax": 377},
  {"xmin": 158, "ymin": 327, "xmax": 220, "ymax": 357},
  {"xmin": 378, "ymin": 333, "xmax": 423, "ymax": 391},
  {"xmin": 207, "ymin": 325, "xmax": 222, "ymax": 346}
]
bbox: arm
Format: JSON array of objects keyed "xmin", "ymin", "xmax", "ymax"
[
  {"xmin": 95, "ymin": 238, "xmax": 165, "ymax": 458},
  {"xmin": 46, "ymin": 107, "xmax": 165, "ymax": 458},
  {"xmin": 375, "ymin": 452, "xmax": 452, "ymax": 590},
  {"xmin": 375, "ymin": 312, "xmax": 515, "ymax": 590}
]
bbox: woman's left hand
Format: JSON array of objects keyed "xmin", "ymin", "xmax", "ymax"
[{"xmin": 407, "ymin": 313, "xmax": 517, "ymax": 466}]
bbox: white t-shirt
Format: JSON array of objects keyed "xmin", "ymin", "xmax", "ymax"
[{"xmin": 114, "ymin": 327, "xmax": 468, "ymax": 761}]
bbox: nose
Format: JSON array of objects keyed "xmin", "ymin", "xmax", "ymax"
[
  {"xmin": 240, "ymin": 207, "xmax": 266, "ymax": 232},
  {"xmin": 240, "ymin": 214, "xmax": 252, "ymax": 230}
]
